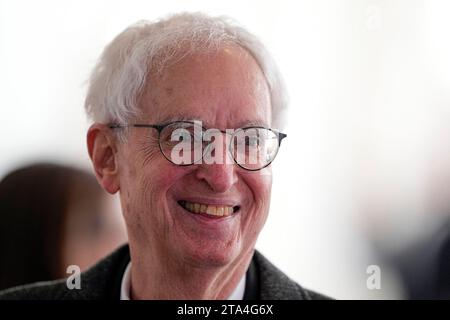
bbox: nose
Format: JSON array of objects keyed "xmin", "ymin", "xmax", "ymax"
[
  {"xmin": 194, "ymin": 162, "xmax": 238, "ymax": 193},
  {"xmin": 194, "ymin": 130, "xmax": 239, "ymax": 192}
]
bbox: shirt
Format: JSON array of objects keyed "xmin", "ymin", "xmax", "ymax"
[{"xmin": 120, "ymin": 262, "xmax": 246, "ymax": 300}]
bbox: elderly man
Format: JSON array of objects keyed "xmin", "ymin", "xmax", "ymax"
[{"xmin": 0, "ymin": 12, "xmax": 328, "ymax": 300}]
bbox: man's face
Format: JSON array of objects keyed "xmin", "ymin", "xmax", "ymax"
[{"xmin": 117, "ymin": 46, "xmax": 273, "ymax": 268}]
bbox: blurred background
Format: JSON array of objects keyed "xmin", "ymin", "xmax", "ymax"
[{"xmin": 1, "ymin": 0, "xmax": 450, "ymax": 299}]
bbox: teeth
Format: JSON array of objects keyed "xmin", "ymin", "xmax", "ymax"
[
  {"xmin": 206, "ymin": 205, "xmax": 217, "ymax": 215},
  {"xmin": 180, "ymin": 201, "xmax": 236, "ymax": 217}
]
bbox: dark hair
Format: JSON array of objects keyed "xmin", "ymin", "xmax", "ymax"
[{"xmin": 0, "ymin": 163, "xmax": 102, "ymax": 290}]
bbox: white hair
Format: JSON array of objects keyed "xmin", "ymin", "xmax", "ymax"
[{"xmin": 84, "ymin": 12, "xmax": 288, "ymax": 130}]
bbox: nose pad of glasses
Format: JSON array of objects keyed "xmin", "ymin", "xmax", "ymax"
[
  {"xmin": 192, "ymin": 148, "xmax": 204, "ymax": 164},
  {"xmin": 200, "ymin": 140, "xmax": 235, "ymax": 165},
  {"xmin": 200, "ymin": 142, "xmax": 214, "ymax": 164}
]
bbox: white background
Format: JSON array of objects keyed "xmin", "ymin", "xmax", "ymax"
[{"xmin": 2, "ymin": 0, "xmax": 450, "ymax": 299}]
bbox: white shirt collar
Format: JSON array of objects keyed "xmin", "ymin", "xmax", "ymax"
[{"xmin": 120, "ymin": 262, "xmax": 246, "ymax": 300}]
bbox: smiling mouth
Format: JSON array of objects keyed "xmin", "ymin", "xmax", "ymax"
[{"xmin": 177, "ymin": 200, "xmax": 240, "ymax": 218}]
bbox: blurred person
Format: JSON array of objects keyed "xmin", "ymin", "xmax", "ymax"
[
  {"xmin": 385, "ymin": 220, "xmax": 450, "ymax": 299},
  {"xmin": 368, "ymin": 128, "xmax": 450, "ymax": 299},
  {"xmin": 387, "ymin": 162, "xmax": 450, "ymax": 299},
  {"xmin": 0, "ymin": 163, "xmax": 127, "ymax": 291},
  {"xmin": 436, "ymin": 230, "xmax": 450, "ymax": 298},
  {"xmin": 0, "ymin": 12, "xmax": 329, "ymax": 300}
]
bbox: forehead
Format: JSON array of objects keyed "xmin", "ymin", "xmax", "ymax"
[{"xmin": 138, "ymin": 45, "xmax": 272, "ymax": 128}]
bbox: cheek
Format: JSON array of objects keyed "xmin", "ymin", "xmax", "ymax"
[
  {"xmin": 119, "ymin": 139, "xmax": 168, "ymax": 203},
  {"xmin": 242, "ymin": 169, "xmax": 273, "ymax": 228},
  {"xmin": 248, "ymin": 169, "xmax": 273, "ymax": 206},
  {"xmin": 118, "ymin": 144, "xmax": 191, "ymax": 228}
]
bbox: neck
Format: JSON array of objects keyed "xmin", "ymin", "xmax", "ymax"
[{"xmin": 128, "ymin": 245, "xmax": 254, "ymax": 300}]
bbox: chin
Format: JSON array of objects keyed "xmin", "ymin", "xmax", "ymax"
[{"xmin": 180, "ymin": 240, "xmax": 242, "ymax": 268}]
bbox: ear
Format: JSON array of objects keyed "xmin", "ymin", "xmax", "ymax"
[{"xmin": 87, "ymin": 123, "xmax": 120, "ymax": 194}]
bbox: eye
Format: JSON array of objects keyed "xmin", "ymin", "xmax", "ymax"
[
  {"xmin": 167, "ymin": 127, "xmax": 192, "ymax": 142},
  {"xmin": 179, "ymin": 131, "xmax": 191, "ymax": 140},
  {"xmin": 245, "ymin": 136, "xmax": 260, "ymax": 147}
]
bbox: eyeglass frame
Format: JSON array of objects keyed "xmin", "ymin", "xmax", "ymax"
[{"xmin": 108, "ymin": 120, "xmax": 287, "ymax": 171}]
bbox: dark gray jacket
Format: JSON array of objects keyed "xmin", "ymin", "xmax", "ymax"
[{"xmin": 0, "ymin": 244, "xmax": 330, "ymax": 300}]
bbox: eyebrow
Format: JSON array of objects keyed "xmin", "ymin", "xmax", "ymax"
[
  {"xmin": 153, "ymin": 115, "xmax": 195, "ymax": 124},
  {"xmin": 152, "ymin": 115, "xmax": 269, "ymax": 129},
  {"xmin": 237, "ymin": 120, "xmax": 269, "ymax": 128}
]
